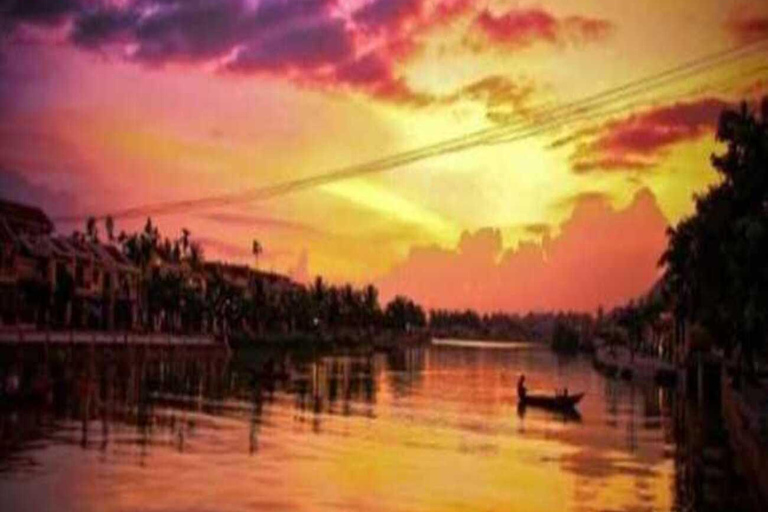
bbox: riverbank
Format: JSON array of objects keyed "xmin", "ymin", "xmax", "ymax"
[
  {"xmin": 592, "ymin": 341, "xmax": 677, "ymax": 384},
  {"xmin": 230, "ymin": 329, "xmax": 431, "ymax": 356}
]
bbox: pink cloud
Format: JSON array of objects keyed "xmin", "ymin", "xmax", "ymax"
[
  {"xmin": 196, "ymin": 236, "xmax": 253, "ymax": 261},
  {"xmin": 377, "ymin": 189, "xmax": 668, "ymax": 312},
  {"xmin": 197, "ymin": 235, "xmax": 292, "ymax": 264},
  {"xmin": 570, "ymin": 98, "xmax": 729, "ymax": 173},
  {"xmin": 201, "ymin": 212, "xmax": 322, "ymax": 234},
  {"xmin": 474, "ymin": 8, "xmax": 613, "ymax": 50},
  {"xmin": 726, "ymin": 15, "xmax": 768, "ymax": 44}
]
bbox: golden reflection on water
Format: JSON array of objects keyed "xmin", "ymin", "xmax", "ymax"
[{"xmin": 0, "ymin": 342, "xmax": 677, "ymax": 512}]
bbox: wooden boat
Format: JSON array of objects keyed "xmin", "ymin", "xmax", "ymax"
[
  {"xmin": 517, "ymin": 401, "xmax": 582, "ymax": 422},
  {"xmin": 520, "ymin": 392, "xmax": 584, "ymax": 410}
]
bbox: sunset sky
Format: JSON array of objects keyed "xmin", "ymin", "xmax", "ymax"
[{"xmin": 1, "ymin": 0, "xmax": 767, "ymax": 312}]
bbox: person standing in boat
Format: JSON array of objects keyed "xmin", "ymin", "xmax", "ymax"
[{"xmin": 517, "ymin": 374, "xmax": 527, "ymax": 400}]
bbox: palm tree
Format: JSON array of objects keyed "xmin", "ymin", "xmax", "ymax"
[
  {"xmin": 105, "ymin": 215, "xmax": 115, "ymax": 243},
  {"xmin": 180, "ymin": 228, "xmax": 191, "ymax": 255},
  {"xmin": 85, "ymin": 216, "xmax": 98, "ymax": 242},
  {"xmin": 252, "ymin": 240, "xmax": 263, "ymax": 269}
]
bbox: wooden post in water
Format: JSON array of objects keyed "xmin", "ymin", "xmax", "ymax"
[{"xmin": 697, "ymin": 353, "xmax": 705, "ymax": 407}]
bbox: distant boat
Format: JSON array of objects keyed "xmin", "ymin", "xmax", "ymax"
[{"xmin": 520, "ymin": 392, "xmax": 584, "ymax": 411}]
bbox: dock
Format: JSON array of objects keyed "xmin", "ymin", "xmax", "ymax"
[{"xmin": 0, "ymin": 328, "xmax": 220, "ymax": 347}]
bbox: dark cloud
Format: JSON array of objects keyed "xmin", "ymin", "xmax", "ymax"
[
  {"xmin": 228, "ymin": 17, "xmax": 353, "ymax": 72},
  {"xmin": 71, "ymin": 0, "xmax": 337, "ymax": 64},
  {"xmin": 353, "ymin": 0, "xmax": 422, "ymax": 33},
  {"xmin": 3, "ymin": 0, "xmax": 604, "ymax": 109},
  {"xmin": 63, "ymin": 0, "xmax": 533, "ymax": 107},
  {"xmin": 70, "ymin": 7, "xmax": 138, "ymax": 49},
  {"xmin": 0, "ymin": 168, "xmax": 77, "ymax": 216},
  {"xmin": 569, "ymin": 98, "xmax": 729, "ymax": 173},
  {"xmin": 70, "ymin": 0, "xmax": 387, "ymax": 95},
  {"xmin": 1, "ymin": 0, "xmax": 81, "ymax": 26},
  {"xmin": 132, "ymin": 0, "xmax": 254, "ymax": 64},
  {"xmin": 352, "ymin": 0, "xmax": 471, "ymax": 35}
]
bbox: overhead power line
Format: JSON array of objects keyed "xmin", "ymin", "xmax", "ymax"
[
  {"xmin": 54, "ymin": 37, "xmax": 768, "ymax": 224},
  {"xmin": 490, "ymin": 62, "xmax": 768, "ymax": 147}
]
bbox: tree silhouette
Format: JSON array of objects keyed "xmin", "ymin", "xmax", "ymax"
[
  {"xmin": 661, "ymin": 97, "xmax": 768, "ymax": 376},
  {"xmin": 384, "ymin": 296, "xmax": 426, "ymax": 332}
]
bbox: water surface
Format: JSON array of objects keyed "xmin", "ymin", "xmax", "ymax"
[{"xmin": 0, "ymin": 341, "xmax": 744, "ymax": 511}]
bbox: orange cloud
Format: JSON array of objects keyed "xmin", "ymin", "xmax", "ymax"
[
  {"xmin": 377, "ymin": 189, "xmax": 667, "ymax": 312},
  {"xmin": 445, "ymin": 75, "xmax": 537, "ymax": 123}
]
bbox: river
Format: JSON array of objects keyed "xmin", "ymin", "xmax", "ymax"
[{"xmin": 0, "ymin": 340, "xmax": 753, "ymax": 511}]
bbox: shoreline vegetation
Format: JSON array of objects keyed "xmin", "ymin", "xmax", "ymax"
[{"xmin": 1, "ymin": 207, "xmax": 600, "ymax": 354}]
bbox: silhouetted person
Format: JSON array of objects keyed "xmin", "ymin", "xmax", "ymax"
[{"xmin": 517, "ymin": 374, "xmax": 527, "ymax": 400}]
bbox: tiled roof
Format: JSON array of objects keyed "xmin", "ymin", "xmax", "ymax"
[
  {"xmin": 50, "ymin": 237, "xmax": 76, "ymax": 257},
  {"xmin": 16, "ymin": 234, "xmax": 53, "ymax": 258},
  {"xmin": 63, "ymin": 237, "xmax": 96, "ymax": 259},
  {"xmin": 0, "ymin": 218, "xmax": 16, "ymax": 244},
  {"xmin": 103, "ymin": 245, "xmax": 136, "ymax": 269},
  {"xmin": 0, "ymin": 199, "xmax": 53, "ymax": 235}
]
